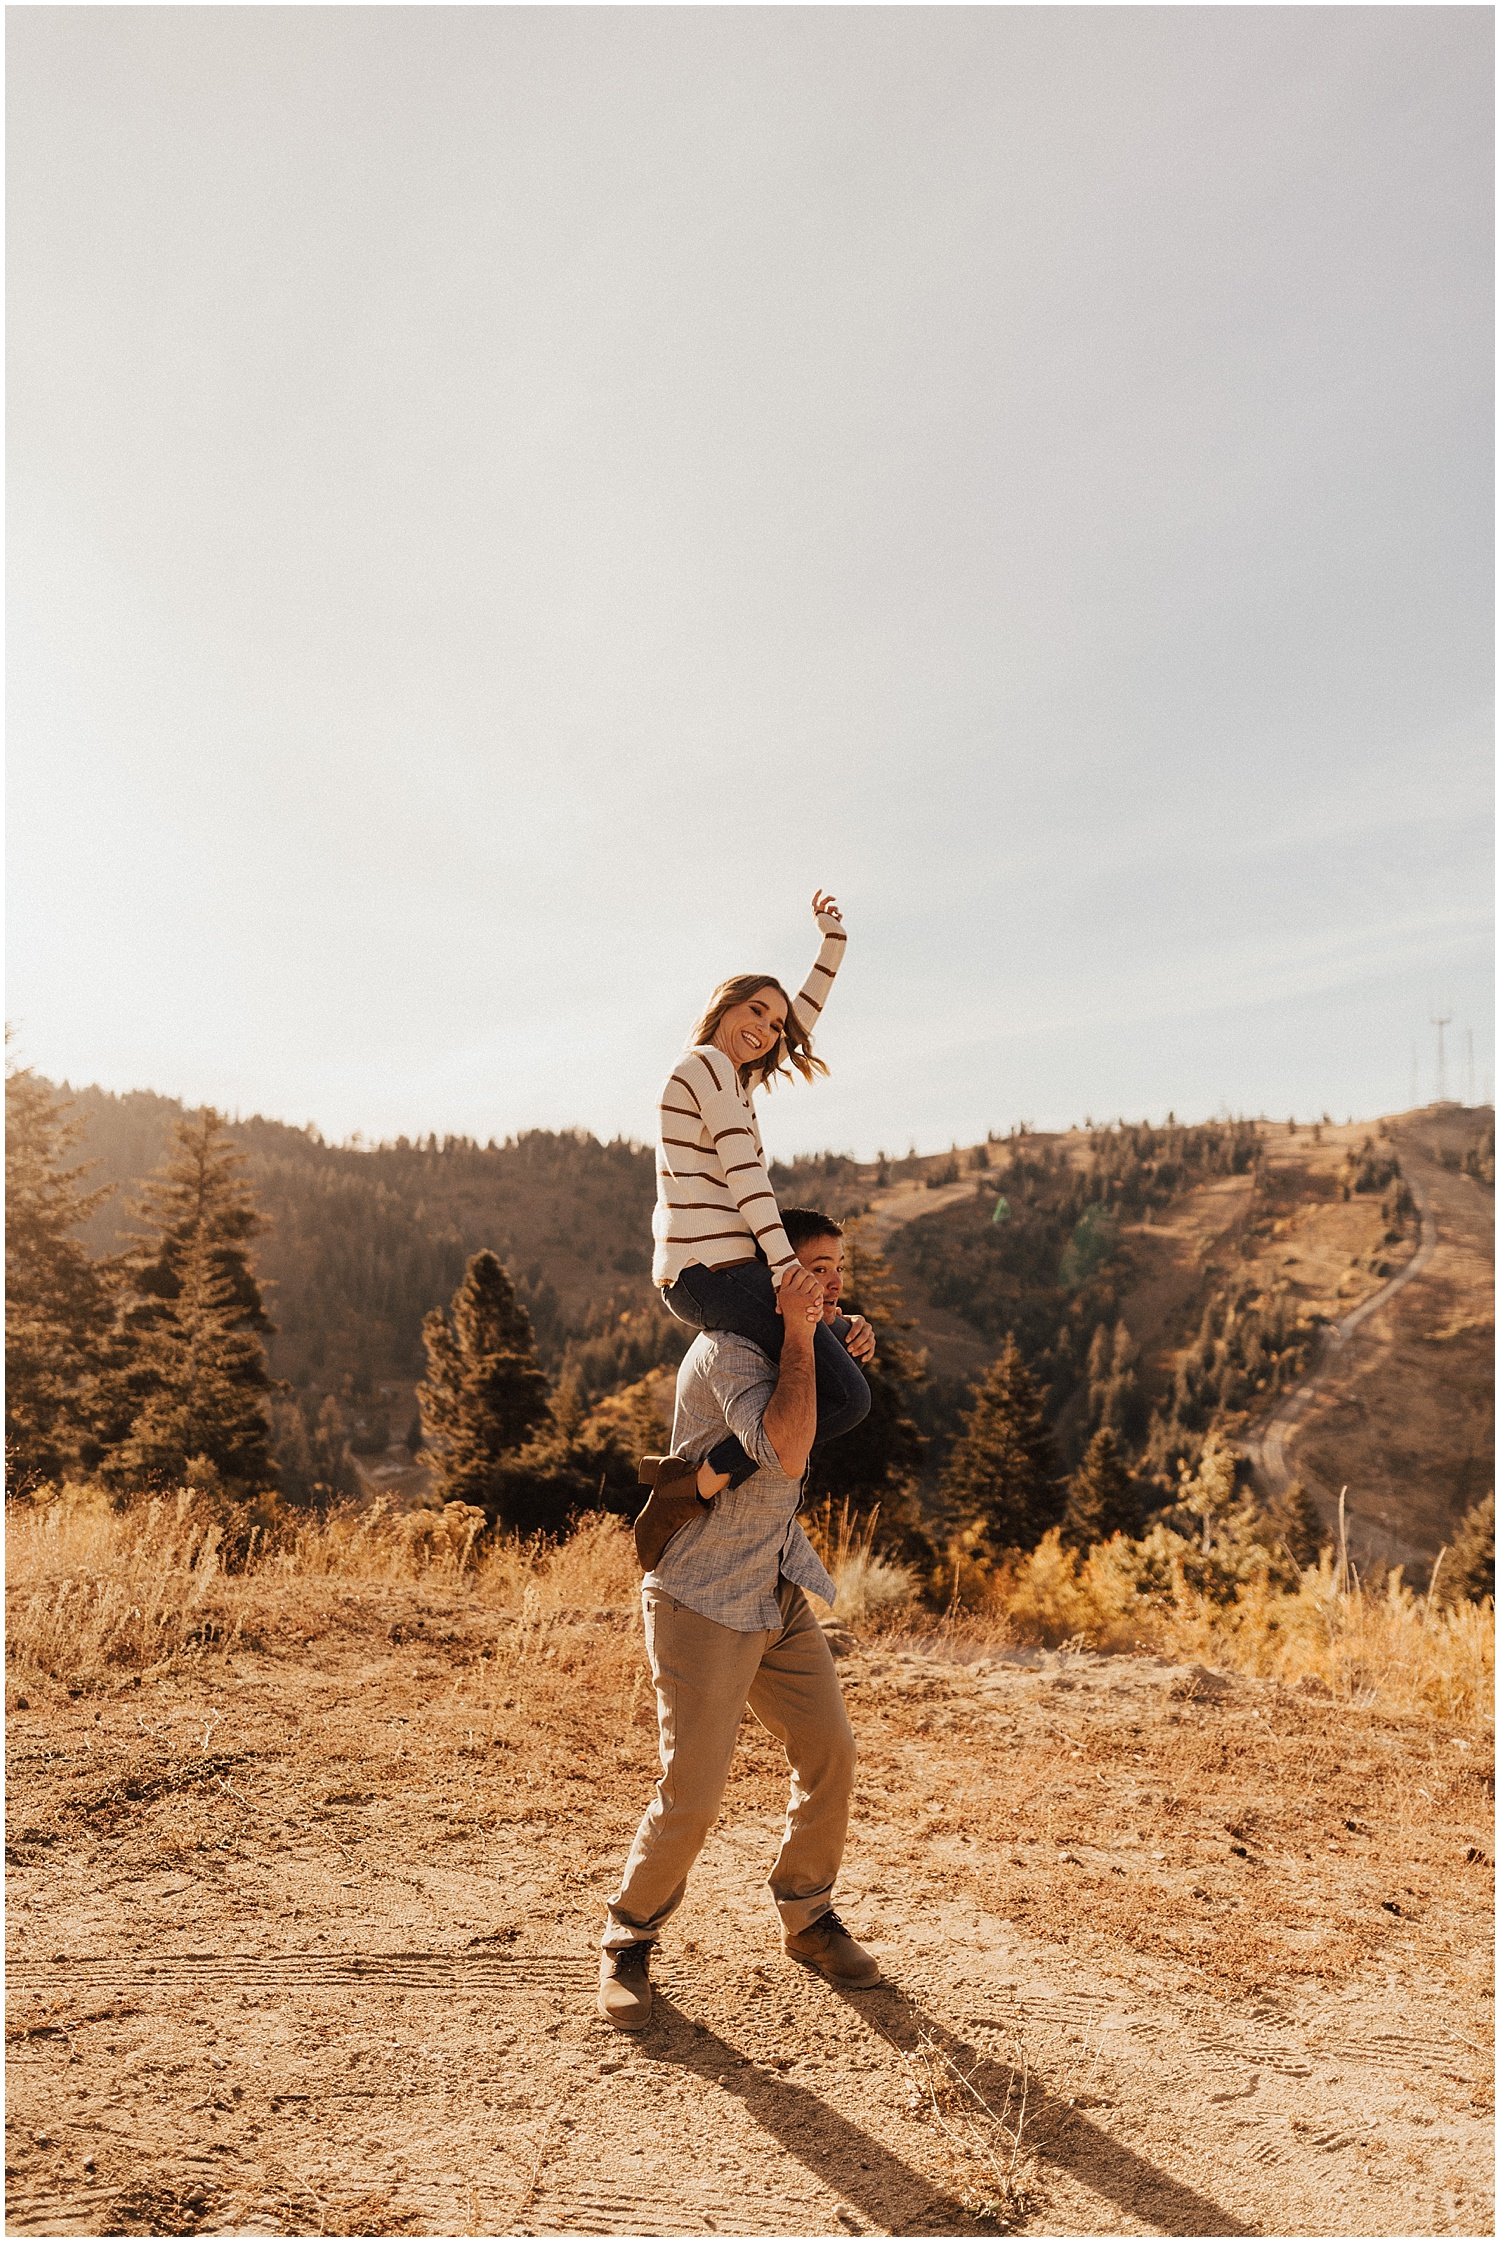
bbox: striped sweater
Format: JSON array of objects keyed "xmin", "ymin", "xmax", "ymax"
[{"xmin": 652, "ymin": 915, "xmax": 848, "ymax": 1289}]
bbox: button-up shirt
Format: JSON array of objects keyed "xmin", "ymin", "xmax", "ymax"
[{"xmin": 644, "ymin": 1331, "xmax": 836, "ymax": 1632}]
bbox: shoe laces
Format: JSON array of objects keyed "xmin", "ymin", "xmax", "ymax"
[
  {"xmin": 613, "ymin": 1943, "xmax": 651, "ymax": 1982},
  {"xmin": 816, "ymin": 1911, "xmax": 850, "ymax": 1939}
]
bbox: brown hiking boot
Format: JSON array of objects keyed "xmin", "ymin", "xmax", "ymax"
[
  {"xmin": 634, "ymin": 1456, "xmax": 710, "ymax": 1572},
  {"xmin": 784, "ymin": 1910, "xmax": 881, "ymax": 1988},
  {"xmin": 598, "ymin": 1941, "xmax": 653, "ymax": 2030}
]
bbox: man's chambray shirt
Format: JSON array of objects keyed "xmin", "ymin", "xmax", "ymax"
[{"xmin": 644, "ymin": 1331, "xmax": 836, "ymax": 1632}]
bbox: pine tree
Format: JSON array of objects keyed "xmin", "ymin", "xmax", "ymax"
[
  {"xmin": 1258, "ymin": 1480, "xmax": 1326, "ymax": 1572},
  {"xmin": 417, "ymin": 1251, "xmax": 552, "ymax": 1515},
  {"xmin": 270, "ymin": 1393, "xmax": 360, "ymax": 1506},
  {"xmin": 940, "ymin": 1335, "xmax": 1063, "ymax": 1556},
  {"xmin": 1100, "ymin": 1320, "xmax": 1147, "ymax": 1443},
  {"xmin": 1437, "ymin": 1492, "xmax": 1495, "ymax": 1607},
  {"xmin": 113, "ymin": 1109, "xmax": 278, "ymax": 1490},
  {"xmin": 5, "ymin": 1062, "xmax": 122, "ymax": 1486},
  {"xmin": 1061, "ymin": 1428, "xmax": 1143, "ymax": 1550},
  {"xmin": 115, "ymin": 1228, "xmax": 277, "ymax": 1489},
  {"xmin": 127, "ymin": 1109, "xmax": 273, "ymax": 1335}
]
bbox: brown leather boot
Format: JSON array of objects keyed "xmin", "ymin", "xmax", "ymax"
[
  {"xmin": 598, "ymin": 1941, "xmax": 653, "ymax": 2030},
  {"xmin": 783, "ymin": 1910, "xmax": 881, "ymax": 1988},
  {"xmin": 634, "ymin": 1456, "xmax": 710, "ymax": 1572}
]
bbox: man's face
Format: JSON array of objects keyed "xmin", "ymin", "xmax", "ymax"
[{"xmin": 794, "ymin": 1233, "xmax": 843, "ymax": 1319}]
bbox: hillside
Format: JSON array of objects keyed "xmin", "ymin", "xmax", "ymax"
[
  {"xmin": 870, "ymin": 1108, "xmax": 1493, "ymax": 1577},
  {"xmin": 45, "ymin": 1083, "xmax": 1494, "ymax": 1570}
]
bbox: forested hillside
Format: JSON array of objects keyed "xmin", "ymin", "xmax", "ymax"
[
  {"xmin": 58, "ymin": 1085, "xmax": 903, "ymax": 1405},
  {"xmin": 63, "ymin": 1085, "xmax": 667, "ymax": 1395},
  {"xmin": 28, "ymin": 1080, "xmax": 1493, "ymax": 1579}
]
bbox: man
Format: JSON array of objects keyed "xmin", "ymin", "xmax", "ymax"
[
  {"xmin": 779, "ymin": 1206, "xmax": 861, "ymax": 1331},
  {"xmin": 599, "ymin": 1227, "xmax": 881, "ymax": 2031}
]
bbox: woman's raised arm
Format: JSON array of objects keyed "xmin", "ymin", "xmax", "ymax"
[{"xmin": 790, "ymin": 889, "xmax": 848, "ymax": 1037}]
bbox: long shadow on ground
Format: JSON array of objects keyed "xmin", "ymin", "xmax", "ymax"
[
  {"xmin": 641, "ymin": 1992, "xmax": 981, "ymax": 2235},
  {"xmin": 637, "ymin": 1981, "xmax": 1256, "ymax": 2237},
  {"xmin": 834, "ymin": 1982, "xmax": 1256, "ymax": 2238}
]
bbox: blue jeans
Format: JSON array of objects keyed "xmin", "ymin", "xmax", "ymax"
[{"xmin": 661, "ymin": 1259, "xmax": 872, "ymax": 1489}]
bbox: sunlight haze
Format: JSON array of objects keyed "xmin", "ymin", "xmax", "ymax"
[{"xmin": 7, "ymin": 6, "xmax": 1493, "ymax": 1157}]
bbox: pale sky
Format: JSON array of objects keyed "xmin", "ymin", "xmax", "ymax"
[{"xmin": 8, "ymin": 6, "xmax": 1493, "ymax": 1161}]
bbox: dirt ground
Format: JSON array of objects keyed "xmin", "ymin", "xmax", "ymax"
[{"xmin": 6, "ymin": 1592, "xmax": 1494, "ymax": 2240}]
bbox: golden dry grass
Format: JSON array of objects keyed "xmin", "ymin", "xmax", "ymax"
[
  {"xmin": 995, "ymin": 1530, "xmax": 1494, "ymax": 1726},
  {"xmin": 4, "ymin": 1489, "xmax": 644, "ymax": 1690},
  {"xmin": 6, "ymin": 1486, "xmax": 1491, "ymax": 1734}
]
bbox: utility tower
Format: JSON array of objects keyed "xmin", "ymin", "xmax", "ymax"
[
  {"xmin": 1466, "ymin": 1028, "xmax": 1475, "ymax": 1106},
  {"xmin": 1410, "ymin": 1041, "xmax": 1419, "ymax": 1110},
  {"xmin": 1431, "ymin": 1012, "xmax": 1452, "ymax": 1104}
]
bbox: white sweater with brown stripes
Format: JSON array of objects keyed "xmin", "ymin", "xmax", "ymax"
[{"xmin": 651, "ymin": 916, "xmax": 848, "ymax": 1290}]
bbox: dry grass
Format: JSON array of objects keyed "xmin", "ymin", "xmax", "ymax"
[
  {"xmin": 6, "ymin": 1486, "xmax": 1491, "ymax": 1735},
  {"xmin": 4, "ymin": 1487, "xmax": 643, "ymax": 1696},
  {"xmin": 992, "ymin": 1530, "xmax": 1494, "ymax": 1725}
]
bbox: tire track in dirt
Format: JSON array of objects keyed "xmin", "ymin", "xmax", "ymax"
[
  {"xmin": 10, "ymin": 1949, "xmax": 1471, "ymax": 2090},
  {"xmin": 4, "ymin": 1950, "xmax": 594, "ymax": 1995}
]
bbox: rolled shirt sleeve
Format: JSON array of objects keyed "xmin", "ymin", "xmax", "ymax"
[{"xmin": 715, "ymin": 1350, "xmax": 786, "ymax": 1477}]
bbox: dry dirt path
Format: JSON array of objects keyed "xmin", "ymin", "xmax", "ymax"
[
  {"xmin": 847, "ymin": 1177, "xmax": 992, "ymax": 1382},
  {"xmin": 6, "ymin": 1611, "xmax": 1492, "ymax": 2240},
  {"xmin": 1245, "ymin": 1121, "xmax": 1493, "ymax": 1574},
  {"xmin": 1244, "ymin": 1165, "xmax": 1439, "ymax": 1572}
]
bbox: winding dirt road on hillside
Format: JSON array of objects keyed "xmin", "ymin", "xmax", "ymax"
[{"xmin": 1244, "ymin": 1168, "xmax": 1439, "ymax": 1573}]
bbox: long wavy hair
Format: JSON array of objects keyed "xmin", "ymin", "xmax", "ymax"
[{"xmin": 690, "ymin": 974, "xmax": 829, "ymax": 1094}]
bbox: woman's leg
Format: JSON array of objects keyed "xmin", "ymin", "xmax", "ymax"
[
  {"xmin": 666, "ymin": 1261, "xmax": 785, "ymax": 1352},
  {"xmin": 667, "ymin": 1263, "xmax": 871, "ymax": 1455},
  {"xmin": 809, "ymin": 1320, "xmax": 872, "ymax": 1446}
]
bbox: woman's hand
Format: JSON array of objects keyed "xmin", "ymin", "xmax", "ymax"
[
  {"xmin": 843, "ymin": 1313, "xmax": 877, "ymax": 1364},
  {"xmin": 811, "ymin": 889, "xmax": 843, "ymax": 926},
  {"xmin": 775, "ymin": 1263, "xmax": 826, "ymax": 1337}
]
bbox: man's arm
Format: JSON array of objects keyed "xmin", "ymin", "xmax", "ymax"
[{"xmin": 761, "ymin": 1264, "xmax": 823, "ymax": 1479}]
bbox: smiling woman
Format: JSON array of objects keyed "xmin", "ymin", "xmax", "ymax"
[
  {"xmin": 652, "ymin": 891, "xmax": 847, "ymax": 1297},
  {"xmin": 649, "ymin": 892, "xmax": 872, "ymax": 1496}
]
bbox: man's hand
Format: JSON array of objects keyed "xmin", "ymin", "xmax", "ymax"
[
  {"xmin": 765, "ymin": 1265, "xmax": 823, "ymax": 1477},
  {"xmin": 842, "ymin": 1313, "xmax": 876, "ymax": 1365}
]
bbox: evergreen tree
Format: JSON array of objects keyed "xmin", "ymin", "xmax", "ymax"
[
  {"xmin": 1100, "ymin": 1320, "xmax": 1147, "ymax": 1442},
  {"xmin": 802, "ymin": 1238, "xmax": 931, "ymax": 1562},
  {"xmin": 418, "ymin": 1251, "xmax": 552, "ymax": 1516},
  {"xmin": 5, "ymin": 1061, "xmax": 122, "ymax": 1486},
  {"xmin": 1437, "ymin": 1492, "xmax": 1495, "ymax": 1607},
  {"xmin": 126, "ymin": 1108, "xmax": 273, "ymax": 1334},
  {"xmin": 114, "ymin": 1228, "xmax": 277, "ymax": 1489},
  {"xmin": 1258, "ymin": 1479, "xmax": 1326, "ymax": 1573},
  {"xmin": 940, "ymin": 1335, "xmax": 1063, "ymax": 1556},
  {"xmin": 113, "ymin": 1109, "xmax": 278, "ymax": 1490},
  {"xmin": 270, "ymin": 1393, "xmax": 360, "ymax": 1506},
  {"xmin": 1061, "ymin": 1427, "xmax": 1144, "ymax": 1550}
]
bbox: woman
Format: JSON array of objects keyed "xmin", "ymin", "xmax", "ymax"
[{"xmin": 649, "ymin": 891, "xmax": 873, "ymax": 1505}]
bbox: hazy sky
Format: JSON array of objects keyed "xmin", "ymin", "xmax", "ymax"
[{"xmin": 8, "ymin": 6, "xmax": 1493, "ymax": 1161}]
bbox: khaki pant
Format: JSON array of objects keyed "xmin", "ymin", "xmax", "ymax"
[{"xmin": 603, "ymin": 1580, "xmax": 856, "ymax": 1950}]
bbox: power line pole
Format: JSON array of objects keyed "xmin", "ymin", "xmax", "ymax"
[
  {"xmin": 1431, "ymin": 1012, "xmax": 1452, "ymax": 1105},
  {"xmin": 1410, "ymin": 1041, "xmax": 1419, "ymax": 1110},
  {"xmin": 1466, "ymin": 1028, "xmax": 1475, "ymax": 1106}
]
